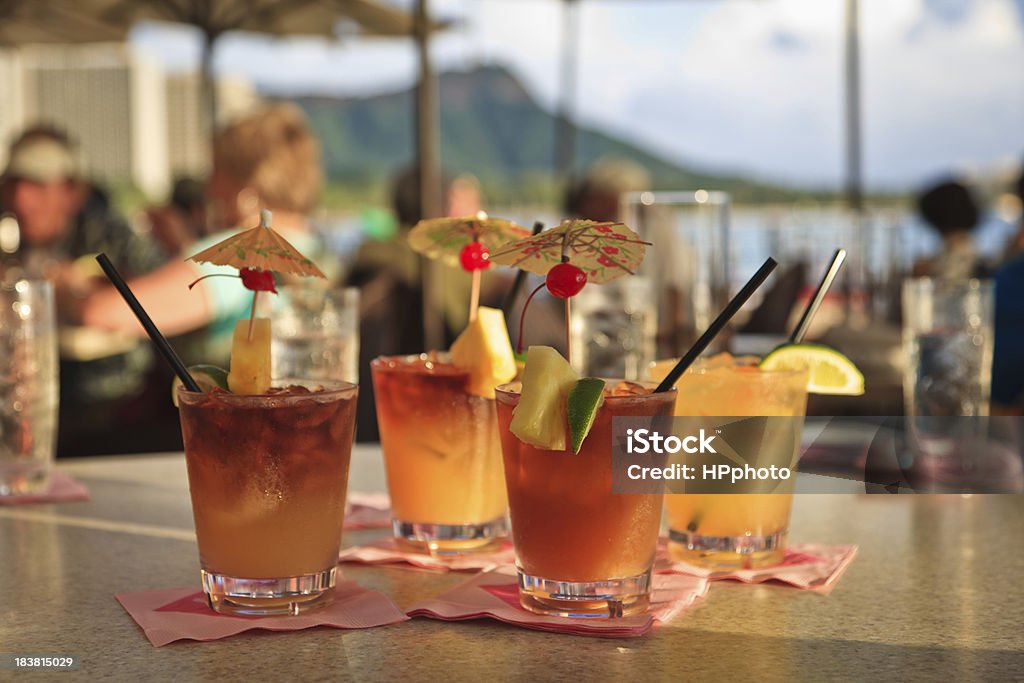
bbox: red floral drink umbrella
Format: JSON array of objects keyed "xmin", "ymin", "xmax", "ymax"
[
  {"xmin": 489, "ymin": 219, "xmax": 648, "ymax": 283},
  {"xmin": 408, "ymin": 211, "xmax": 530, "ymax": 322},
  {"xmin": 490, "ymin": 219, "xmax": 651, "ymax": 359}
]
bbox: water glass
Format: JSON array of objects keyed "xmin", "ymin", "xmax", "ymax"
[
  {"xmin": 620, "ymin": 191, "xmax": 730, "ymax": 358},
  {"xmin": 0, "ymin": 280, "xmax": 58, "ymax": 495},
  {"xmin": 270, "ymin": 286, "xmax": 359, "ymax": 384},
  {"xmin": 568, "ymin": 276, "xmax": 656, "ymax": 380},
  {"xmin": 902, "ymin": 278, "xmax": 994, "ymax": 464}
]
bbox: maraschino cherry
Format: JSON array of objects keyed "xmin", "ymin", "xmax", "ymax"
[
  {"xmin": 517, "ymin": 258, "xmax": 588, "ymax": 353},
  {"xmin": 239, "ymin": 267, "xmax": 277, "ymax": 293},
  {"xmin": 459, "ymin": 242, "xmax": 490, "ymax": 271},
  {"xmin": 546, "ymin": 261, "xmax": 587, "ymax": 298}
]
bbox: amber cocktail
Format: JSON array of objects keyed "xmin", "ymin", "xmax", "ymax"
[
  {"xmin": 371, "ymin": 354, "xmax": 508, "ymax": 553},
  {"xmin": 177, "ymin": 380, "xmax": 357, "ymax": 615},
  {"xmin": 650, "ymin": 355, "xmax": 808, "ymax": 568},
  {"xmin": 495, "ymin": 381, "xmax": 675, "ymax": 617}
]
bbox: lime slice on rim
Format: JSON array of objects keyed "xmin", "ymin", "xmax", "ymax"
[
  {"xmin": 171, "ymin": 365, "xmax": 230, "ymax": 407},
  {"xmin": 759, "ymin": 344, "xmax": 864, "ymax": 396}
]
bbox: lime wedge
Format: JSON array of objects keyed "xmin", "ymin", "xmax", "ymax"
[
  {"xmin": 171, "ymin": 365, "xmax": 230, "ymax": 407},
  {"xmin": 760, "ymin": 343, "xmax": 864, "ymax": 396},
  {"xmin": 567, "ymin": 377, "xmax": 605, "ymax": 454}
]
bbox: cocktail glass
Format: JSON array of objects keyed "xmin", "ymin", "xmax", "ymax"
[
  {"xmin": 177, "ymin": 379, "xmax": 358, "ymax": 616},
  {"xmin": 371, "ymin": 354, "xmax": 508, "ymax": 554},
  {"xmin": 650, "ymin": 356, "xmax": 808, "ymax": 568},
  {"xmin": 494, "ymin": 381, "xmax": 676, "ymax": 617}
]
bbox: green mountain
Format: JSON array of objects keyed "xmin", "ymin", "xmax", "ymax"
[{"xmin": 292, "ymin": 64, "xmax": 812, "ymax": 205}]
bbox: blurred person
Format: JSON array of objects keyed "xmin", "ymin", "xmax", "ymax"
[
  {"xmin": 345, "ymin": 166, "xmax": 488, "ymax": 441},
  {"xmin": 999, "ymin": 164, "xmax": 1024, "ymax": 264},
  {"xmin": 71, "ymin": 104, "xmax": 334, "ymax": 424},
  {"xmin": 564, "ymin": 156, "xmax": 650, "ymax": 222},
  {"xmin": 911, "ymin": 179, "xmax": 990, "ymax": 280},
  {"xmin": 991, "ymin": 164, "xmax": 1024, "ymax": 413},
  {"xmin": 0, "ymin": 125, "xmax": 163, "ymax": 282},
  {"xmin": 144, "ymin": 176, "xmax": 209, "ymax": 256},
  {"xmin": 0, "ymin": 125, "xmax": 168, "ymax": 457}
]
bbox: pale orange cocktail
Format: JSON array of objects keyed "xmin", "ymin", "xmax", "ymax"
[
  {"xmin": 371, "ymin": 354, "xmax": 507, "ymax": 553},
  {"xmin": 650, "ymin": 354, "xmax": 808, "ymax": 568},
  {"xmin": 495, "ymin": 380, "xmax": 676, "ymax": 617}
]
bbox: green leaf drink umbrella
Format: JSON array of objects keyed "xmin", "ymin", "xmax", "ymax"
[
  {"xmin": 408, "ymin": 211, "xmax": 530, "ymax": 323},
  {"xmin": 188, "ymin": 209, "xmax": 325, "ymax": 339}
]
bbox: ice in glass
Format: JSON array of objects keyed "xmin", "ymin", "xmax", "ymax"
[
  {"xmin": 650, "ymin": 354, "xmax": 808, "ymax": 568},
  {"xmin": 178, "ymin": 380, "xmax": 357, "ymax": 615}
]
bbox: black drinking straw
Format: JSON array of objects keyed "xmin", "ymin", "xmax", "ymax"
[
  {"xmin": 501, "ymin": 221, "xmax": 545, "ymax": 315},
  {"xmin": 654, "ymin": 257, "xmax": 779, "ymax": 393},
  {"xmin": 95, "ymin": 253, "xmax": 201, "ymax": 392},
  {"xmin": 788, "ymin": 248, "xmax": 847, "ymax": 344}
]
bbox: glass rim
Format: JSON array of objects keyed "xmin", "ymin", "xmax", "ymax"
[
  {"xmin": 371, "ymin": 352, "xmax": 450, "ymax": 365},
  {"xmin": 0, "ymin": 277, "xmax": 53, "ymax": 292},
  {"xmin": 370, "ymin": 353, "xmax": 469, "ymax": 377},
  {"xmin": 902, "ymin": 276, "xmax": 994, "ymax": 292},
  {"xmin": 177, "ymin": 378, "xmax": 358, "ymax": 404},
  {"xmin": 650, "ymin": 357, "xmax": 810, "ymax": 379},
  {"xmin": 495, "ymin": 379, "xmax": 675, "ymax": 401}
]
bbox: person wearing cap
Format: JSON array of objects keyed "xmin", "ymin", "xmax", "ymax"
[
  {"xmin": 0, "ymin": 125, "xmax": 167, "ymax": 457},
  {"xmin": 0, "ymin": 125, "xmax": 164, "ymax": 282}
]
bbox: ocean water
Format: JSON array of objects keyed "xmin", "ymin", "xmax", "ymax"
[{"xmin": 320, "ymin": 204, "xmax": 1019, "ymax": 289}]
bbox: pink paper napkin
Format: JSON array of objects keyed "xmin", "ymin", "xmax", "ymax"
[
  {"xmin": 659, "ymin": 542, "xmax": 857, "ymax": 594},
  {"xmin": 115, "ymin": 579, "xmax": 408, "ymax": 647},
  {"xmin": 407, "ymin": 566, "xmax": 709, "ymax": 637},
  {"xmin": 339, "ymin": 537, "xmax": 516, "ymax": 572},
  {"xmin": 344, "ymin": 492, "xmax": 392, "ymax": 530},
  {"xmin": 0, "ymin": 470, "xmax": 89, "ymax": 505}
]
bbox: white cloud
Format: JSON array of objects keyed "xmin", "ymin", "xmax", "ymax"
[{"xmin": 130, "ymin": 0, "xmax": 1024, "ymax": 189}]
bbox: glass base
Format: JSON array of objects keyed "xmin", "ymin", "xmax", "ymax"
[
  {"xmin": 201, "ymin": 566, "xmax": 336, "ymax": 616},
  {"xmin": 392, "ymin": 517, "xmax": 506, "ymax": 556},
  {"xmin": 517, "ymin": 569, "xmax": 652, "ymax": 618},
  {"xmin": 0, "ymin": 462, "xmax": 51, "ymax": 496},
  {"xmin": 669, "ymin": 527, "xmax": 786, "ymax": 569}
]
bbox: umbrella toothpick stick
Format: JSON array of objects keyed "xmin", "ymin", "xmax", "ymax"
[
  {"xmin": 564, "ymin": 298, "xmax": 572, "ymax": 366},
  {"xmin": 247, "ymin": 290, "xmax": 260, "ymax": 341},
  {"xmin": 469, "ymin": 269, "xmax": 481, "ymax": 323},
  {"xmin": 561, "ymin": 230, "xmax": 573, "ymax": 364}
]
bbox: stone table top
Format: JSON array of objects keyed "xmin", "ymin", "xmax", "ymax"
[{"xmin": 1, "ymin": 446, "xmax": 1022, "ymax": 680}]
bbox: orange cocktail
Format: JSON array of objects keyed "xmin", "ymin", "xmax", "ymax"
[
  {"xmin": 495, "ymin": 381, "xmax": 676, "ymax": 617},
  {"xmin": 371, "ymin": 354, "xmax": 507, "ymax": 553},
  {"xmin": 178, "ymin": 380, "xmax": 357, "ymax": 615},
  {"xmin": 650, "ymin": 355, "xmax": 808, "ymax": 568}
]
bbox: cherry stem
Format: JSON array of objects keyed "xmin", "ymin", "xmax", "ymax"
[
  {"xmin": 517, "ymin": 282, "xmax": 547, "ymax": 354},
  {"xmin": 188, "ymin": 273, "xmax": 238, "ymax": 290},
  {"xmin": 469, "ymin": 268, "xmax": 481, "ymax": 323}
]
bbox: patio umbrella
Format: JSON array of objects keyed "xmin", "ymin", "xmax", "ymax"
[
  {"xmin": 0, "ymin": 0, "xmax": 126, "ymax": 44},
  {"xmin": 95, "ymin": 0, "xmax": 441, "ymax": 140}
]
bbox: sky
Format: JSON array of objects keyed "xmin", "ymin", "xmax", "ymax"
[{"xmin": 131, "ymin": 0, "xmax": 1024, "ymax": 191}]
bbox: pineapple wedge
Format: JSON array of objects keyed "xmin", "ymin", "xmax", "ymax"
[
  {"xmin": 228, "ymin": 318, "xmax": 271, "ymax": 394},
  {"xmin": 509, "ymin": 345, "xmax": 579, "ymax": 450},
  {"xmin": 450, "ymin": 306, "xmax": 517, "ymax": 399}
]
